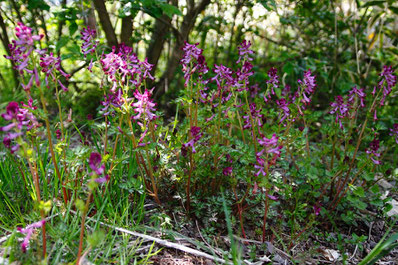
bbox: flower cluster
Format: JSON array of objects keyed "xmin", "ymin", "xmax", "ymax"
[
  {"xmin": 131, "ymin": 89, "xmax": 157, "ymax": 122},
  {"xmin": 254, "ymin": 134, "xmax": 282, "ymax": 176},
  {"xmin": 365, "ymin": 138, "xmax": 381, "ymax": 165},
  {"xmin": 276, "ymin": 98, "xmax": 290, "ymax": 124},
  {"xmin": 17, "ymin": 219, "xmax": 46, "ymax": 252},
  {"xmin": 348, "ymin": 86, "xmax": 366, "ymax": 108},
  {"xmin": 100, "ymin": 45, "xmax": 154, "ymax": 92},
  {"xmin": 371, "ymin": 66, "xmax": 396, "ymax": 120},
  {"xmin": 236, "ymin": 40, "xmax": 254, "ymax": 64},
  {"xmin": 390, "ymin": 123, "xmax": 398, "ymax": 144},
  {"xmin": 1, "ymin": 101, "xmax": 38, "ymax": 153},
  {"xmin": 242, "ymin": 103, "xmax": 263, "ymax": 130},
  {"xmin": 330, "ymin": 95, "xmax": 350, "ymax": 129},
  {"xmin": 180, "ymin": 42, "xmax": 208, "ymax": 87},
  {"xmin": 81, "ymin": 26, "xmax": 98, "ymax": 71},
  {"xmin": 298, "ymin": 69, "xmax": 316, "ymax": 105},
  {"xmin": 101, "ymin": 89, "xmax": 124, "ymax": 116},
  {"xmin": 263, "ymin": 68, "xmax": 279, "ymax": 102},
  {"xmin": 5, "ymin": 23, "xmax": 45, "ymax": 91},
  {"xmin": 375, "ymin": 66, "xmax": 397, "ymax": 105},
  {"xmin": 40, "ymin": 53, "xmax": 70, "ymax": 90},
  {"xmin": 182, "ymin": 126, "xmax": 203, "ymax": 154},
  {"xmin": 89, "ymin": 152, "xmax": 109, "ymax": 183}
]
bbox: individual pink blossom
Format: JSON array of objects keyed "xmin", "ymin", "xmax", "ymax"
[
  {"xmin": 223, "ymin": 167, "xmax": 233, "ymax": 176},
  {"xmin": 17, "ymin": 219, "xmax": 46, "ymax": 252}
]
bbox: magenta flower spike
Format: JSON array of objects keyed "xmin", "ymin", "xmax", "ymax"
[
  {"xmin": 40, "ymin": 53, "xmax": 70, "ymax": 90},
  {"xmin": 276, "ymin": 99, "xmax": 290, "ymax": 124},
  {"xmin": 131, "ymin": 89, "xmax": 157, "ymax": 122},
  {"xmin": 236, "ymin": 40, "xmax": 255, "ymax": 64},
  {"xmin": 365, "ymin": 138, "xmax": 381, "ymax": 165},
  {"xmin": 390, "ymin": 123, "xmax": 398, "ymax": 144},
  {"xmin": 348, "ymin": 86, "xmax": 366, "ymax": 108},
  {"xmin": 1, "ymin": 101, "xmax": 38, "ymax": 153},
  {"xmin": 180, "ymin": 42, "xmax": 208, "ymax": 87},
  {"xmin": 88, "ymin": 152, "xmax": 109, "ymax": 183},
  {"xmin": 257, "ymin": 134, "xmax": 282, "ymax": 157},
  {"xmin": 266, "ymin": 67, "xmax": 280, "ymax": 90},
  {"xmin": 17, "ymin": 219, "xmax": 46, "ymax": 252},
  {"xmin": 182, "ymin": 126, "xmax": 203, "ymax": 153},
  {"xmin": 298, "ymin": 69, "xmax": 316, "ymax": 105},
  {"xmin": 89, "ymin": 152, "xmax": 105, "ymax": 175},
  {"xmin": 330, "ymin": 95, "xmax": 350, "ymax": 129}
]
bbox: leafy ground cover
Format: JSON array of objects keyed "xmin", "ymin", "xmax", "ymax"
[{"xmin": 0, "ymin": 20, "xmax": 397, "ymax": 265}]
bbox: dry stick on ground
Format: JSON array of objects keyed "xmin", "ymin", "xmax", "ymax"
[{"xmin": 70, "ymin": 210, "xmax": 232, "ymax": 264}]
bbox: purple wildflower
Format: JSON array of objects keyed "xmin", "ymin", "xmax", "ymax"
[
  {"xmin": 88, "ymin": 152, "xmax": 109, "ymax": 183},
  {"xmin": 365, "ymin": 138, "xmax": 381, "ymax": 165},
  {"xmin": 180, "ymin": 42, "xmax": 208, "ymax": 87},
  {"xmin": 101, "ymin": 89, "xmax": 124, "ymax": 116},
  {"xmin": 212, "ymin": 64, "xmax": 234, "ymax": 88},
  {"xmin": 1, "ymin": 101, "xmax": 38, "ymax": 153},
  {"xmin": 254, "ymin": 157, "xmax": 267, "ymax": 177},
  {"xmin": 313, "ymin": 205, "xmax": 321, "ymax": 216},
  {"xmin": 298, "ymin": 69, "xmax": 316, "ymax": 105},
  {"xmin": 257, "ymin": 134, "xmax": 282, "ymax": 157},
  {"xmin": 56, "ymin": 129, "xmax": 61, "ymax": 139},
  {"xmin": 348, "ymin": 86, "xmax": 366, "ymax": 108},
  {"xmin": 40, "ymin": 53, "xmax": 70, "ymax": 90},
  {"xmin": 242, "ymin": 103, "xmax": 263, "ymax": 130},
  {"xmin": 276, "ymin": 98, "xmax": 290, "ymax": 124},
  {"xmin": 223, "ymin": 167, "xmax": 233, "ymax": 176},
  {"xmin": 266, "ymin": 67, "xmax": 279, "ymax": 90},
  {"xmin": 183, "ymin": 126, "xmax": 203, "ymax": 153},
  {"xmin": 330, "ymin": 95, "xmax": 350, "ymax": 129},
  {"xmin": 5, "ymin": 23, "xmax": 44, "ymax": 91},
  {"xmin": 236, "ymin": 40, "xmax": 254, "ymax": 64},
  {"xmin": 81, "ymin": 27, "xmax": 98, "ymax": 71},
  {"xmin": 17, "ymin": 219, "xmax": 46, "ymax": 252},
  {"xmin": 390, "ymin": 123, "xmax": 398, "ymax": 144},
  {"xmin": 131, "ymin": 89, "xmax": 157, "ymax": 121}
]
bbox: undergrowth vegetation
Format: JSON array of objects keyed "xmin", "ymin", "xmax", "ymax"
[{"xmin": 0, "ymin": 22, "xmax": 397, "ymax": 264}]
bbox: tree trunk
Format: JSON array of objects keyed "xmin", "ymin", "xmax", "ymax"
[
  {"xmin": 0, "ymin": 13, "xmax": 19, "ymax": 87},
  {"xmin": 92, "ymin": 0, "xmax": 118, "ymax": 48},
  {"xmin": 120, "ymin": 15, "xmax": 133, "ymax": 46},
  {"xmin": 154, "ymin": 0, "xmax": 211, "ymax": 99}
]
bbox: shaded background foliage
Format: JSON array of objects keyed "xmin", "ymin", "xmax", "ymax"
[{"xmin": 0, "ymin": 0, "xmax": 397, "ymax": 119}]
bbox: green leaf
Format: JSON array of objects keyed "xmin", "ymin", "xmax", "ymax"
[
  {"xmin": 27, "ymin": 0, "xmax": 50, "ymax": 11},
  {"xmin": 87, "ymin": 230, "xmax": 106, "ymax": 248},
  {"xmin": 56, "ymin": 36, "xmax": 69, "ymax": 52},
  {"xmin": 389, "ymin": 6, "xmax": 398, "ymax": 15},
  {"xmin": 352, "ymin": 186, "xmax": 365, "ymax": 197},
  {"xmin": 69, "ymin": 22, "xmax": 78, "ymax": 36},
  {"xmin": 259, "ymin": 0, "xmax": 277, "ymax": 11},
  {"xmin": 160, "ymin": 3, "xmax": 182, "ymax": 18},
  {"xmin": 283, "ymin": 62, "xmax": 294, "ymax": 75}
]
